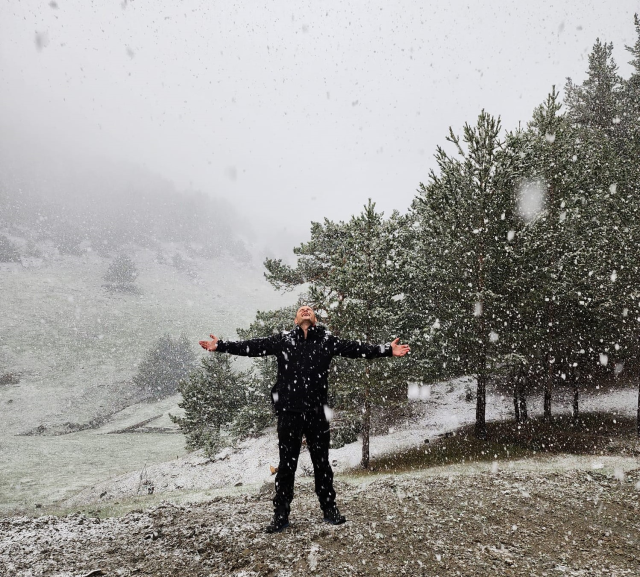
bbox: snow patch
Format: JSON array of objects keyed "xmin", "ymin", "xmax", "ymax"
[{"xmin": 517, "ymin": 179, "xmax": 546, "ymax": 221}]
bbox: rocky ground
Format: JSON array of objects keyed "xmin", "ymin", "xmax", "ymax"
[{"xmin": 2, "ymin": 467, "xmax": 639, "ymax": 577}]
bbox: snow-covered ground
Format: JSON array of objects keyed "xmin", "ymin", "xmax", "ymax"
[{"xmin": 59, "ymin": 378, "xmax": 639, "ymax": 511}]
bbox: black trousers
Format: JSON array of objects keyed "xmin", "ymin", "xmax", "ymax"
[{"xmin": 273, "ymin": 409, "xmax": 336, "ymax": 513}]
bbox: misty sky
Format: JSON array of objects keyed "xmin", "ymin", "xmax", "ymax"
[{"xmin": 1, "ymin": 0, "xmax": 638, "ymax": 247}]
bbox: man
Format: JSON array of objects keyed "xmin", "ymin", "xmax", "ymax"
[{"xmin": 199, "ymin": 305, "xmax": 410, "ymax": 533}]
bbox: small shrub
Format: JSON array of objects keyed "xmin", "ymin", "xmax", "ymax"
[
  {"xmin": 0, "ymin": 373, "xmax": 20, "ymax": 385},
  {"xmin": 104, "ymin": 253, "xmax": 138, "ymax": 283},
  {"xmin": 0, "ymin": 235, "xmax": 20, "ymax": 262},
  {"xmin": 132, "ymin": 334, "xmax": 196, "ymax": 399},
  {"xmin": 103, "ymin": 253, "xmax": 139, "ymax": 292},
  {"xmin": 464, "ymin": 381, "xmax": 475, "ymax": 402},
  {"xmin": 331, "ymin": 415, "xmax": 362, "ymax": 449}
]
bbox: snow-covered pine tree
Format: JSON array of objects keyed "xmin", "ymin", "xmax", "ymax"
[
  {"xmin": 170, "ymin": 354, "xmax": 247, "ymax": 455},
  {"xmin": 103, "ymin": 253, "xmax": 139, "ymax": 292},
  {"xmin": 565, "ymin": 38, "xmax": 623, "ymax": 133},
  {"xmin": 508, "ymin": 81, "xmax": 634, "ymax": 420},
  {"xmin": 507, "ymin": 88, "xmax": 586, "ymax": 421},
  {"xmin": 562, "ymin": 35, "xmax": 639, "ymax": 418},
  {"xmin": 132, "ymin": 333, "xmax": 196, "ymax": 399},
  {"xmin": 409, "ymin": 111, "xmax": 515, "ymax": 439},
  {"xmin": 620, "ymin": 15, "xmax": 640, "ymax": 177},
  {"xmin": 623, "ymin": 15, "xmax": 640, "ymax": 436}
]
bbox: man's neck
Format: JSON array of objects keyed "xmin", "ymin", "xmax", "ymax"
[{"xmin": 298, "ymin": 321, "xmax": 313, "ymax": 339}]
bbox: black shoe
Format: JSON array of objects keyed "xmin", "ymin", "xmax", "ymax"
[
  {"xmin": 265, "ymin": 513, "xmax": 290, "ymax": 534},
  {"xmin": 322, "ymin": 505, "xmax": 346, "ymax": 525}
]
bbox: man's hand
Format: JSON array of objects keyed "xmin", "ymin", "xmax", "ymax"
[
  {"xmin": 391, "ymin": 338, "xmax": 410, "ymax": 357},
  {"xmin": 199, "ymin": 334, "xmax": 219, "ymax": 352}
]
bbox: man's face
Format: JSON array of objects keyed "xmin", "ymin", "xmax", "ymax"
[{"xmin": 294, "ymin": 305, "xmax": 317, "ymax": 326}]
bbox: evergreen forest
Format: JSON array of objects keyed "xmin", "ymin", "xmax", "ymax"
[{"xmin": 178, "ymin": 18, "xmax": 640, "ymax": 466}]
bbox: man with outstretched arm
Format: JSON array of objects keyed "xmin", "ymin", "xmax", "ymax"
[{"xmin": 199, "ymin": 305, "xmax": 410, "ymax": 533}]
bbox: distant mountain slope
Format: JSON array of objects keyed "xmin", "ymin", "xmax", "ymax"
[
  {"xmin": 0, "ymin": 161, "xmax": 252, "ymax": 263},
  {"xmin": 0, "ymin": 248, "xmax": 291, "ymax": 437},
  {"xmin": 0, "ymin": 131, "xmax": 294, "ymax": 433}
]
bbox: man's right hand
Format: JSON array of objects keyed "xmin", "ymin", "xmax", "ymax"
[{"xmin": 199, "ymin": 334, "xmax": 219, "ymax": 351}]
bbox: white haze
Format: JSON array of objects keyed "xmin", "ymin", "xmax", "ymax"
[{"xmin": 0, "ymin": 0, "xmax": 638, "ymax": 250}]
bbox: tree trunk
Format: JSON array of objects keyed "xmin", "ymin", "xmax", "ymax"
[
  {"xmin": 519, "ymin": 393, "xmax": 528, "ymax": 423},
  {"xmin": 637, "ymin": 377, "xmax": 640, "ymax": 438},
  {"xmin": 514, "ymin": 367, "xmax": 528, "ymax": 423},
  {"xmin": 514, "ymin": 374, "xmax": 529, "ymax": 424},
  {"xmin": 544, "ymin": 353, "xmax": 553, "ymax": 421},
  {"xmin": 473, "ymin": 201, "xmax": 487, "ymax": 441},
  {"xmin": 572, "ymin": 385, "xmax": 579, "ymax": 422},
  {"xmin": 543, "ymin": 381, "xmax": 552, "ymax": 420},
  {"xmin": 512, "ymin": 370, "xmax": 520, "ymax": 423},
  {"xmin": 361, "ymin": 382, "xmax": 371, "ymax": 468},
  {"xmin": 475, "ymin": 371, "xmax": 487, "ymax": 440},
  {"xmin": 544, "ymin": 175, "xmax": 556, "ymax": 423}
]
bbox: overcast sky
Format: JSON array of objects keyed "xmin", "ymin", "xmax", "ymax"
[{"xmin": 1, "ymin": 0, "xmax": 638, "ymax": 250}]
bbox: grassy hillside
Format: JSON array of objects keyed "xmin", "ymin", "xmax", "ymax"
[{"xmin": 0, "ymin": 246, "xmax": 293, "ymax": 511}]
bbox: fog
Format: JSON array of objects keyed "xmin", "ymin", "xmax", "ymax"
[
  {"xmin": 2, "ymin": 1, "xmax": 640, "ymax": 547},
  {"xmin": 1, "ymin": 0, "xmax": 637, "ymax": 252}
]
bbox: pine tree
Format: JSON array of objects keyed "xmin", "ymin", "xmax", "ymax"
[
  {"xmin": 408, "ymin": 111, "xmax": 515, "ymax": 439},
  {"xmin": 171, "ymin": 354, "xmax": 247, "ymax": 455},
  {"xmin": 511, "ymin": 76, "xmax": 637, "ymax": 421},
  {"xmin": 623, "ymin": 15, "xmax": 640, "ymax": 436},
  {"xmin": 0, "ymin": 234, "xmax": 20, "ymax": 262},
  {"xmin": 508, "ymin": 89, "xmax": 584, "ymax": 420},
  {"xmin": 132, "ymin": 334, "xmax": 196, "ymax": 399},
  {"xmin": 622, "ymin": 14, "xmax": 640, "ymax": 166},
  {"xmin": 565, "ymin": 39, "xmax": 622, "ymax": 132},
  {"xmin": 103, "ymin": 253, "xmax": 139, "ymax": 291}
]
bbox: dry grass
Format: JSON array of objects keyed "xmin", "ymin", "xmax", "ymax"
[{"xmin": 352, "ymin": 412, "xmax": 640, "ymax": 475}]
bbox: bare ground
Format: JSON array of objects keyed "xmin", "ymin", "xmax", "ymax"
[{"xmin": 2, "ymin": 466, "xmax": 640, "ymax": 577}]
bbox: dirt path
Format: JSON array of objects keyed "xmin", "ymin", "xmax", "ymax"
[{"xmin": 2, "ymin": 466, "xmax": 639, "ymax": 576}]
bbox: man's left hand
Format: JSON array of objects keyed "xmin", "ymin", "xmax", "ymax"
[{"xmin": 391, "ymin": 338, "xmax": 410, "ymax": 357}]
